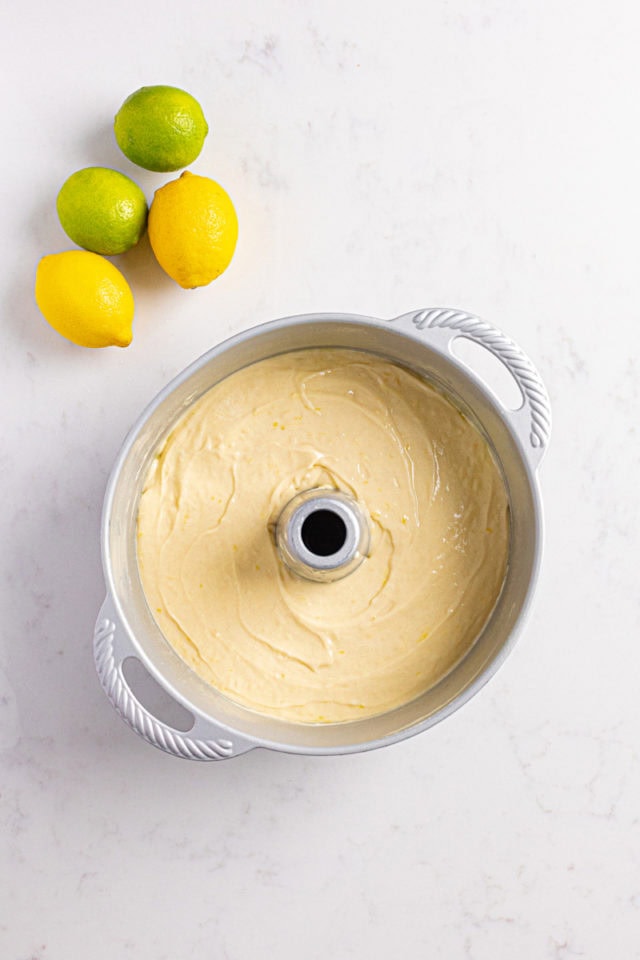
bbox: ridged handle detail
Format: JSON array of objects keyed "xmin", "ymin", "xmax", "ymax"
[
  {"xmin": 409, "ymin": 307, "xmax": 551, "ymax": 457},
  {"xmin": 94, "ymin": 616, "xmax": 236, "ymax": 760}
]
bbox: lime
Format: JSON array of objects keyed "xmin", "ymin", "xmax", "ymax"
[
  {"xmin": 35, "ymin": 250, "xmax": 134, "ymax": 348},
  {"xmin": 148, "ymin": 171, "xmax": 238, "ymax": 289},
  {"xmin": 114, "ymin": 85, "xmax": 209, "ymax": 172},
  {"xmin": 56, "ymin": 167, "xmax": 148, "ymax": 255}
]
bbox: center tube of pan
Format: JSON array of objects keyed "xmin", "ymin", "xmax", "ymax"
[{"xmin": 275, "ymin": 489, "xmax": 370, "ymax": 582}]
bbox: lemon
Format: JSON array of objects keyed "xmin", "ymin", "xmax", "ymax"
[
  {"xmin": 35, "ymin": 251, "xmax": 134, "ymax": 348},
  {"xmin": 56, "ymin": 167, "xmax": 148, "ymax": 255},
  {"xmin": 148, "ymin": 171, "xmax": 238, "ymax": 288},
  {"xmin": 114, "ymin": 85, "xmax": 209, "ymax": 172}
]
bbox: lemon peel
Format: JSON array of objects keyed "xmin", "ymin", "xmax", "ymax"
[
  {"xmin": 35, "ymin": 250, "xmax": 134, "ymax": 348},
  {"xmin": 148, "ymin": 171, "xmax": 238, "ymax": 289}
]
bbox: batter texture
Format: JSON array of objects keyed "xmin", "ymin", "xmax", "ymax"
[{"xmin": 136, "ymin": 349, "xmax": 509, "ymax": 722}]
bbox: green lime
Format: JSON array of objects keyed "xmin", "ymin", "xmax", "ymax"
[
  {"xmin": 114, "ymin": 85, "xmax": 209, "ymax": 172},
  {"xmin": 56, "ymin": 167, "xmax": 148, "ymax": 255}
]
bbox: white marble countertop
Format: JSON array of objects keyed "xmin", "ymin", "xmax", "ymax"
[{"xmin": 2, "ymin": 1, "xmax": 639, "ymax": 957}]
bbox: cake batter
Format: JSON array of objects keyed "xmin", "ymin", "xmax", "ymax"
[{"xmin": 136, "ymin": 349, "xmax": 509, "ymax": 722}]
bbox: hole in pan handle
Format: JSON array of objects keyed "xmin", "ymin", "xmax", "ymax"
[
  {"xmin": 93, "ymin": 596, "xmax": 253, "ymax": 761},
  {"xmin": 390, "ymin": 307, "xmax": 552, "ymax": 470}
]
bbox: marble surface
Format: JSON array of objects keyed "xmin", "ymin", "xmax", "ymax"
[{"xmin": 2, "ymin": 1, "xmax": 639, "ymax": 956}]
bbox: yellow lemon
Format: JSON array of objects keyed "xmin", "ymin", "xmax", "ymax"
[
  {"xmin": 114, "ymin": 85, "xmax": 209, "ymax": 172},
  {"xmin": 56, "ymin": 167, "xmax": 148, "ymax": 256},
  {"xmin": 35, "ymin": 251, "xmax": 134, "ymax": 348},
  {"xmin": 148, "ymin": 171, "xmax": 238, "ymax": 289}
]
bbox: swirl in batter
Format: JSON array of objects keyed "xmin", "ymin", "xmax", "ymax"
[{"xmin": 136, "ymin": 349, "xmax": 509, "ymax": 722}]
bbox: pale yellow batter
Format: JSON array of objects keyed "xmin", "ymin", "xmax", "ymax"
[{"xmin": 136, "ymin": 349, "xmax": 509, "ymax": 723}]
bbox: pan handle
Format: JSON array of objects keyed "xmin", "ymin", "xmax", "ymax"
[
  {"xmin": 393, "ymin": 307, "xmax": 551, "ymax": 470},
  {"xmin": 93, "ymin": 596, "xmax": 254, "ymax": 761}
]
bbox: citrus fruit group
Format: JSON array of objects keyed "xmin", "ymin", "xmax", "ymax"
[
  {"xmin": 114, "ymin": 85, "xmax": 209, "ymax": 172},
  {"xmin": 35, "ymin": 251, "xmax": 134, "ymax": 348},
  {"xmin": 56, "ymin": 167, "xmax": 148, "ymax": 255},
  {"xmin": 148, "ymin": 171, "xmax": 238, "ymax": 288}
]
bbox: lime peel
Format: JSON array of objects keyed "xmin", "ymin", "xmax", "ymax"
[
  {"xmin": 114, "ymin": 85, "xmax": 209, "ymax": 172},
  {"xmin": 56, "ymin": 166, "xmax": 148, "ymax": 256}
]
